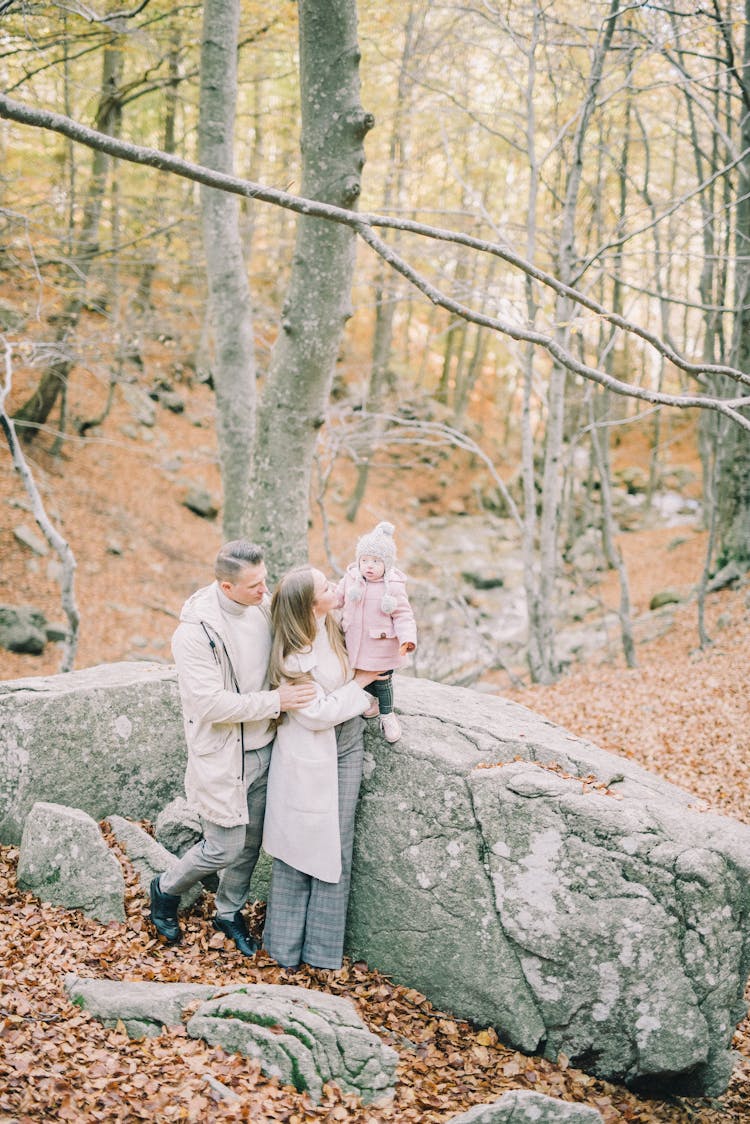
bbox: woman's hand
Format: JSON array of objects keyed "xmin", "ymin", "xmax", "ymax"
[{"xmin": 354, "ymin": 669, "xmax": 385, "ymax": 688}]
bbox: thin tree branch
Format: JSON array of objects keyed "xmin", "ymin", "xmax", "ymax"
[
  {"xmin": 1, "ymin": 91, "xmax": 750, "ymax": 422},
  {"xmin": 0, "ymin": 338, "xmax": 80, "ymax": 671}
]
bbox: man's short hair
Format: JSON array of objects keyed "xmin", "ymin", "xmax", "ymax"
[{"xmin": 214, "ymin": 540, "xmax": 264, "ymax": 583}]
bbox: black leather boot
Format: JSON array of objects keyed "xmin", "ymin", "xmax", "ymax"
[
  {"xmin": 149, "ymin": 875, "xmax": 182, "ymax": 945},
  {"xmin": 212, "ymin": 911, "xmax": 258, "ymax": 957}
]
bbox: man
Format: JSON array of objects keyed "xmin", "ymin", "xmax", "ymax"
[{"xmin": 149, "ymin": 540, "xmax": 316, "ymax": 954}]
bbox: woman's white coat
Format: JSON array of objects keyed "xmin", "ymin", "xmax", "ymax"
[{"xmin": 262, "ymin": 622, "xmax": 370, "ymax": 883}]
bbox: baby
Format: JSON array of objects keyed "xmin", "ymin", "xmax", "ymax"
[{"xmin": 336, "ymin": 521, "xmax": 417, "ymax": 743}]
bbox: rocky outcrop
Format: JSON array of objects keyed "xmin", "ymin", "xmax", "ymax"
[
  {"xmin": 4, "ymin": 662, "xmax": 750, "ymax": 1096},
  {"xmin": 446, "ymin": 1091, "xmax": 603, "ymax": 1123},
  {"xmin": 17, "ymin": 802, "xmax": 125, "ymax": 923},
  {"xmin": 347, "ymin": 676, "xmax": 750, "ymax": 1097},
  {"xmin": 0, "ymin": 662, "xmax": 185, "ymax": 844},
  {"xmin": 65, "ymin": 976, "xmax": 398, "ymax": 1105},
  {"xmin": 65, "ymin": 976, "xmax": 216, "ymax": 1039}
]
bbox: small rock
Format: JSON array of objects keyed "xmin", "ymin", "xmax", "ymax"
[
  {"xmin": 106, "ymin": 540, "xmax": 124, "ymax": 556},
  {"xmin": 462, "ymin": 571, "xmax": 504, "ymax": 590},
  {"xmin": 446, "ymin": 1088, "xmax": 603, "ymax": 1122},
  {"xmin": 17, "ymin": 802, "xmax": 125, "ymax": 923},
  {"xmin": 188, "ymin": 986, "xmax": 398, "ymax": 1104},
  {"xmin": 183, "ymin": 487, "xmax": 219, "ymax": 520},
  {"xmin": 45, "ymin": 622, "xmax": 69, "ymax": 643},
  {"xmin": 615, "ymin": 466, "xmax": 649, "ymax": 494},
  {"xmin": 649, "ymin": 589, "xmax": 683, "ymax": 610},
  {"xmin": 121, "ymin": 384, "xmax": 156, "ymax": 427},
  {"xmin": 158, "ymin": 391, "xmax": 185, "ymax": 414},
  {"xmin": 0, "ymin": 604, "xmax": 48, "ymax": 654},
  {"xmin": 706, "ymin": 561, "xmax": 744, "ymax": 593},
  {"xmin": 13, "ymin": 524, "xmax": 49, "ymax": 556}
]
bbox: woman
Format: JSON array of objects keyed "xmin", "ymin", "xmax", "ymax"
[{"xmin": 262, "ymin": 565, "xmax": 380, "ymax": 970}]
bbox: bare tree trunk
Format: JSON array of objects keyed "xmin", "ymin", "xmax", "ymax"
[
  {"xmin": 536, "ymin": 0, "xmax": 621, "ymax": 682},
  {"xmin": 199, "ymin": 0, "xmax": 256, "ymax": 540},
  {"xmin": 135, "ymin": 26, "xmax": 182, "ymax": 316},
  {"xmin": 248, "ymin": 0, "xmax": 373, "ymax": 578},
  {"xmin": 715, "ymin": 0, "xmax": 750, "ymax": 568},
  {"xmin": 454, "ymin": 255, "xmax": 496, "ymax": 423},
  {"xmin": 346, "ymin": 1, "xmax": 422, "ymax": 523},
  {"xmin": 590, "ymin": 394, "xmax": 637, "ymax": 666},
  {"xmin": 13, "ymin": 42, "xmax": 123, "ymax": 436},
  {"xmin": 520, "ymin": 0, "xmax": 545, "ymax": 684}
]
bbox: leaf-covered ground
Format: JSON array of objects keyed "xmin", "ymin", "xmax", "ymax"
[
  {"xmin": 1, "ymin": 841, "xmax": 748, "ymax": 1124},
  {"xmin": 2, "ymin": 578, "xmax": 750, "ymax": 1123}
]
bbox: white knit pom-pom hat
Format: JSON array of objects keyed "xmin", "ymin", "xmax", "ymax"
[
  {"xmin": 350, "ymin": 521, "xmax": 399, "ymax": 613},
  {"xmin": 356, "ymin": 521, "xmax": 397, "ymax": 569}
]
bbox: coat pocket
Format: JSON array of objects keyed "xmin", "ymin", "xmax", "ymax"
[
  {"xmin": 286, "ymin": 753, "xmax": 335, "ymax": 815},
  {"xmin": 191, "ymin": 722, "xmax": 237, "ymax": 758},
  {"xmin": 368, "ymin": 626, "xmax": 396, "ymax": 640}
]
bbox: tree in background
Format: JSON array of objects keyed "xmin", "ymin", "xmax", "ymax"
[
  {"xmin": 198, "ymin": 0, "xmax": 256, "ymax": 540},
  {"xmin": 246, "ymin": 0, "xmax": 373, "ymax": 578},
  {"xmin": 2, "ymin": 0, "xmax": 750, "ymax": 678}
]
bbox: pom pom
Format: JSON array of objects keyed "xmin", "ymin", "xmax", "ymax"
[
  {"xmin": 374, "ymin": 521, "xmax": 395, "ymax": 536},
  {"xmin": 380, "ymin": 594, "xmax": 398, "ymax": 614}
]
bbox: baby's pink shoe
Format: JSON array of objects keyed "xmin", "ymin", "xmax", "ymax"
[
  {"xmin": 379, "ymin": 713, "xmax": 401, "ymax": 743},
  {"xmin": 363, "ymin": 698, "xmax": 380, "ymax": 718}
]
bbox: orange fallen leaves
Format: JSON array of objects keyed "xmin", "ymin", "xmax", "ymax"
[{"xmin": 3, "ymin": 587, "xmax": 750, "ymax": 1122}]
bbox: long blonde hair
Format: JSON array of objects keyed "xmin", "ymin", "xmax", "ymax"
[{"xmin": 269, "ymin": 566, "xmax": 349, "ymax": 687}]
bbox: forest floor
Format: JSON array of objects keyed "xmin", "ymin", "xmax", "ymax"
[{"xmin": 1, "ymin": 317, "xmax": 750, "ymax": 1121}]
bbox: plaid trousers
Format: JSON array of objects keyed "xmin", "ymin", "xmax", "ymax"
[
  {"xmin": 365, "ymin": 670, "xmax": 394, "ymax": 714},
  {"xmin": 262, "ymin": 716, "xmax": 364, "ymax": 969},
  {"xmin": 160, "ymin": 742, "xmax": 271, "ymax": 919}
]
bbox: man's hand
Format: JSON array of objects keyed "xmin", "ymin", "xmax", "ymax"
[{"xmin": 277, "ymin": 681, "xmax": 318, "ymax": 711}]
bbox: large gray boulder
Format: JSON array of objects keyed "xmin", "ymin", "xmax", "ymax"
[
  {"xmin": 447, "ymin": 1091, "xmax": 603, "ymax": 1123},
  {"xmin": 65, "ymin": 976, "xmax": 398, "ymax": 1105},
  {"xmin": 0, "ymin": 662, "xmax": 185, "ymax": 843},
  {"xmin": 17, "ymin": 802, "xmax": 125, "ymax": 923},
  {"xmin": 348, "ymin": 676, "xmax": 750, "ymax": 1097},
  {"xmin": 5, "ymin": 662, "xmax": 750, "ymax": 1097}
]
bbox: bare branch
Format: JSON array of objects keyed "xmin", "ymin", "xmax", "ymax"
[
  {"xmin": 355, "ymin": 222, "xmax": 750, "ymax": 430},
  {"xmin": 0, "ymin": 338, "xmax": 80, "ymax": 671},
  {"xmin": 1, "ymin": 91, "xmax": 749, "ymax": 422}
]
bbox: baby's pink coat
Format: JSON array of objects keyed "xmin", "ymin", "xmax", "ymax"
[{"xmin": 336, "ymin": 564, "xmax": 418, "ymax": 671}]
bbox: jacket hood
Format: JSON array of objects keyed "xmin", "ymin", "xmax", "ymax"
[
  {"xmin": 179, "ymin": 582, "xmax": 223, "ymax": 629},
  {"xmin": 178, "ymin": 582, "xmax": 272, "ymax": 636}
]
